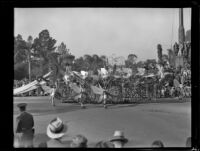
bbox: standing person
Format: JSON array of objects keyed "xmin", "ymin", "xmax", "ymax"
[
  {"xmin": 109, "ymin": 130, "xmax": 128, "ymax": 148},
  {"xmin": 76, "ymin": 82, "xmax": 85, "ymax": 109},
  {"xmin": 39, "ymin": 117, "xmax": 69, "ymax": 147},
  {"xmin": 15, "ymin": 103, "xmax": 34, "ymax": 148},
  {"xmin": 50, "ymin": 85, "xmax": 56, "ymax": 106},
  {"xmin": 102, "ymin": 91, "xmax": 108, "ymax": 109}
]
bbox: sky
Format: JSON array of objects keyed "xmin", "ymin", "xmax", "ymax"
[{"xmin": 14, "ymin": 8, "xmax": 191, "ymax": 61}]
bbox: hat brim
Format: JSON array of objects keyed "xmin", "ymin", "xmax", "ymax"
[
  {"xmin": 17, "ymin": 103, "xmax": 27, "ymax": 108},
  {"xmin": 110, "ymin": 137, "xmax": 128, "ymax": 143},
  {"xmin": 47, "ymin": 124, "xmax": 67, "ymax": 139}
]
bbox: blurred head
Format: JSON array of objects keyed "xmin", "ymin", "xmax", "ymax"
[
  {"xmin": 95, "ymin": 141, "xmax": 114, "ymax": 148},
  {"xmin": 70, "ymin": 134, "xmax": 88, "ymax": 148},
  {"xmin": 186, "ymin": 137, "xmax": 191, "ymax": 147},
  {"xmin": 17, "ymin": 103, "xmax": 27, "ymax": 112},
  {"xmin": 151, "ymin": 140, "xmax": 164, "ymax": 148}
]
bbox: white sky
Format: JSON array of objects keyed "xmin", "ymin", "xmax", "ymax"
[{"xmin": 14, "ymin": 8, "xmax": 191, "ymax": 61}]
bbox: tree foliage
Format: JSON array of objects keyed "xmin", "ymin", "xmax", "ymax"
[
  {"xmin": 57, "ymin": 42, "xmax": 70, "ymax": 55},
  {"xmin": 32, "ymin": 29, "xmax": 57, "ymax": 75}
]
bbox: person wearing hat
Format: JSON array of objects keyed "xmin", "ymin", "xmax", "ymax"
[
  {"xmin": 110, "ymin": 130, "xmax": 128, "ymax": 148},
  {"xmin": 44, "ymin": 117, "xmax": 69, "ymax": 147},
  {"xmin": 70, "ymin": 134, "xmax": 88, "ymax": 148},
  {"xmin": 15, "ymin": 103, "xmax": 34, "ymax": 148}
]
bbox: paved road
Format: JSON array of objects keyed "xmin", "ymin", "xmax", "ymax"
[{"xmin": 13, "ymin": 97, "xmax": 191, "ymax": 148}]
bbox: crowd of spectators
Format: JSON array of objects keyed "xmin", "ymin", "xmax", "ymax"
[{"xmin": 14, "ymin": 110, "xmax": 191, "ymax": 148}]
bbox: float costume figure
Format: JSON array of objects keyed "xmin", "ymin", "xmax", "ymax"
[{"xmin": 47, "ymin": 52, "xmax": 74, "ymax": 106}]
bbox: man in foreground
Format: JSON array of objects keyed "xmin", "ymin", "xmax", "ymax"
[{"xmin": 15, "ymin": 103, "xmax": 34, "ymax": 148}]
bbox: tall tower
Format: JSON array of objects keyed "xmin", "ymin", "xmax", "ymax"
[{"xmin": 178, "ymin": 8, "xmax": 185, "ymax": 44}]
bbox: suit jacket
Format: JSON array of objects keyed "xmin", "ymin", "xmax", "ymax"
[
  {"xmin": 15, "ymin": 111, "xmax": 34, "ymax": 134},
  {"xmin": 46, "ymin": 139, "xmax": 71, "ymax": 148}
]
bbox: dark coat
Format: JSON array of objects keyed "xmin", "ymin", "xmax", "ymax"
[
  {"xmin": 15, "ymin": 111, "xmax": 34, "ymax": 147},
  {"xmin": 38, "ymin": 139, "xmax": 71, "ymax": 148}
]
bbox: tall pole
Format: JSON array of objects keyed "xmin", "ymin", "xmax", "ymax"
[
  {"xmin": 178, "ymin": 8, "xmax": 185, "ymax": 44},
  {"xmin": 28, "ymin": 53, "xmax": 31, "ymax": 82}
]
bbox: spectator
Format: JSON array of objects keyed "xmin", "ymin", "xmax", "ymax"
[
  {"xmin": 151, "ymin": 140, "xmax": 164, "ymax": 148},
  {"xmin": 39, "ymin": 117, "xmax": 69, "ymax": 147},
  {"xmin": 70, "ymin": 134, "xmax": 88, "ymax": 148},
  {"xmin": 95, "ymin": 141, "xmax": 114, "ymax": 148},
  {"xmin": 15, "ymin": 103, "xmax": 34, "ymax": 148},
  {"xmin": 109, "ymin": 130, "xmax": 128, "ymax": 148},
  {"xmin": 186, "ymin": 137, "xmax": 191, "ymax": 147}
]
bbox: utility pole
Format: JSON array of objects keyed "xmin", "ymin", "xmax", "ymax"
[{"xmin": 178, "ymin": 8, "xmax": 185, "ymax": 44}]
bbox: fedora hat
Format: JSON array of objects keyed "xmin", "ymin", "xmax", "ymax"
[
  {"xmin": 110, "ymin": 130, "xmax": 128, "ymax": 143},
  {"xmin": 17, "ymin": 103, "xmax": 27, "ymax": 108},
  {"xmin": 47, "ymin": 117, "xmax": 67, "ymax": 139}
]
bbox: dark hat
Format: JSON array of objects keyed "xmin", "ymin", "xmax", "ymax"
[{"xmin": 17, "ymin": 103, "xmax": 27, "ymax": 108}]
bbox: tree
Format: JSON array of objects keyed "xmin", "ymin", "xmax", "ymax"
[
  {"xmin": 32, "ymin": 29, "xmax": 57, "ymax": 75},
  {"xmin": 83, "ymin": 54, "xmax": 93, "ymax": 70},
  {"xmin": 14, "ymin": 34, "xmax": 35, "ymax": 81},
  {"xmin": 185, "ymin": 29, "xmax": 191, "ymax": 42},
  {"xmin": 26, "ymin": 35, "xmax": 33, "ymax": 81},
  {"xmin": 14, "ymin": 62, "xmax": 28, "ymax": 80},
  {"xmin": 127, "ymin": 54, "xmax": 137, "ymax": 64},
  {"xmin": 167, "ymin": 49, "xmax": 175, "ymax": 67},
  {"xmin": 157, "ymin": 44, "xmax": 163, "ymax": 64},
  {"xmin": 56, "ymin": 42, "xmax": 70, "ymax": 55},
  {"xmin": 72, "ymin": 57, "xmax": 85, "ymax": 72},
  {"xmin": 14, "ymin": 34, "xmax": 28, "ymax": 64},
  {"xmin": 125, "ymin": 54, "xmax": 137, "ymax": 69}
]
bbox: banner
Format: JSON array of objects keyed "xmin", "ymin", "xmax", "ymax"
[{"xmin": 13, "ymin": 72, "xmax": 51, "ymax": 95}]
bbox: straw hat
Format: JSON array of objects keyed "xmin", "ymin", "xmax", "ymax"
[
  {"xmin": 46, "ymin": 117, "xmax": 67, "ymax": 139},
  {"xmin": 110, "ymin": 130, "xmax": 128, "ymax": 143}
]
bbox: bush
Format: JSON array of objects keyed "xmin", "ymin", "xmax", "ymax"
[{"xmin": 14, "ymin": 63, "xmax": 28, "ymax": 80}]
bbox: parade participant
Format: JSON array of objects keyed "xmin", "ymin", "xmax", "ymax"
[
  {"xmin": 39, "ymin": 117, "xmax": 69, "ymax": 147},
  {"xmin": 110, "ymin": 130, "xmax": 128, "ymax": 148},
  {"xmin": 15, "ymin": 103, "xmax": 34, "ymax": 148},
  {"xmin": 50, "ymin": 85, "xmax": 56, "ymax": 106},
  {"xmin": 102, "ymin": 91, "xmax": 108, "ymax": 109},
  {"xmin": 76, "ymin": 82, "xmax": 85, "ymax": 109}
]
